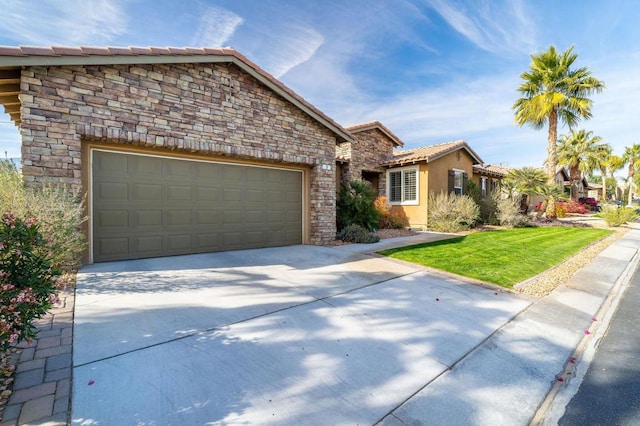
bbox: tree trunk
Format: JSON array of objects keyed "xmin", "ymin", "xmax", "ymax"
[
  {"xmin": 546, "ymin": 110, "xmax": 558, "ymax": 219},
  {"xmin": 569, "ymin": 165, "xmax": 581, "ymax": 200},
  {"xmin": 629, "ymin": 164, "xmax": 635, "ymax": 206},
  {"xmin": 601, "ymin": 173, "xmax": 607, "ymax": 202}
]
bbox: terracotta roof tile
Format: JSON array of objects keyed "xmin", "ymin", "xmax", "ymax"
[
  {"xmin": 0, "ymin": 46, "xmax": 25, "ymax": 56},
  {"xmin": 19, "ymin": 46, "xmax": 59, "ymax": 56},
  {"xmin": 50, "ymin": 46, "xmax": 86, "ymax": 56},
  {"xmin": 78, "ymin": 46, "xmax": 111, "ymax": 55},
  {"xmin": 385, "ymin": 140, "xmax": 484, "ymax": 166},
  {"xmin": 473, "ymin": 164, "xmax": 510, "ymax": 178}
]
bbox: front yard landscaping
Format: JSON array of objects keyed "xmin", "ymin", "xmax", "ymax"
[{"xmin": 379, "ymin": 227, "xmax": 613, "ymax": 287}]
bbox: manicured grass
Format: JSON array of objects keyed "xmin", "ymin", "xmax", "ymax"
[{"xmin": 379, "ymin": 227, "xmax": 612, "ymax": 288}]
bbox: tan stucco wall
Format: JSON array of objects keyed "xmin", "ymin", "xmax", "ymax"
[{"xmin": 388, "ymin": 149, "xmax": 476, "ymax": 229}]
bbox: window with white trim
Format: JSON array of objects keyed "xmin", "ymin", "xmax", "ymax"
[
  {"xmin": 453, "ymin": 170, "xmax": 464, "ymax": 195},
  {"xmin": 481, "ymin": 177, "xmax": 488, "ymax": 198},
  {"xmin": 387, "ymin": 167, "xmax": 418, "ymax": 205}
]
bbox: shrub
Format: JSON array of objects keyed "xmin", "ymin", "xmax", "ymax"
[
  {"xmin": 0, "ymin": 212, "xmax": 63, "ymax": 350},
  {"xmin": 563, "ymin": 200, "xmax": 589, "ymax": 214},
  {"xmin": 374, "ymin": 196, "xmax": 410, "ymax": 229},
  {"xmin": 337, "ymin": 179, "xmax": 380, "ymax": 231},
  {"xmin": 0, "ymin": 160, "xmax": 86, "ymax": 271},
  {"xmin": 336, "ymin": 224, "xmax": 380, "ymax": 244},
  {"xmin": 466, "ymin": 182, "xmax": 499, "ymax": 225},
  {"xmin": 556, "ymin": 203, "xmax": 567, "ymax": 218},
  {"xmin": 599, "ymin": 205, "xmax": 639, "ymax": 227},
  {"xmin": 497, "ymin": 197, "xmax": 533, "ymax": 228},
  {"xmin": 427, "ymin": 192, "xmax": 479, "ymax": 233}
]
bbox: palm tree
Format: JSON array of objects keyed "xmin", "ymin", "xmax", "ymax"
[
  {"xmin": 503, "ymin": 167, "xmax": 547, "ymax": 212},
  {"xmin": 622, "ymin": 144, "xmax": 640, "ymax": 206},
  {"xmin": 557, "ymin": 129, "xmax": 610, "ymax": 200},
  {"xmin": 601, "ymin": 154, "xmax": 623, "ymax": 202},
  {"xmin": 513, "ymin": 45, "xmax": 604, "ymax": 218}
]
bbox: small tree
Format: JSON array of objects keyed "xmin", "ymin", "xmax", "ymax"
[
  {"xmin": 502, "ymin": 167, "xmax": 547, "ymax": 212},
  {"xmin": 1, "ymin": 212, "xmax": 63, "ymax": 350},
  {"xmin": 336, "ymin": 179, "xmax": 379, "ymax": 231}
]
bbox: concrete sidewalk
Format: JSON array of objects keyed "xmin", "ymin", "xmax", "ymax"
[{"xmin": 381, "ymin": 224, "xmax": 640, "ymax": 425}]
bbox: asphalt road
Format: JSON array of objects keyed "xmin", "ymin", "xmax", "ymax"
[{"xmin": 559, "ymin": 264, "xmax": 640, "ymax": 425}]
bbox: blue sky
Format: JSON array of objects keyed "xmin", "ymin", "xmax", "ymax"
[{"xmin": 1, "ymin": 0, "xmax": 639, "ymax": 169}]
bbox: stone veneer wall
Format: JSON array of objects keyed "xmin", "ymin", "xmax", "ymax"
[
  {"xmin": 19, "ymin": 62, "xmax": 338, "ymax": 244},
  {"xmin": 337, "ymin": 128, "xmax": 395, "ymax": 195}
]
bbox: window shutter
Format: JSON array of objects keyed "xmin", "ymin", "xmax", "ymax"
[
  {"xmin": 448, "ymin": 169, "xmax": 455, "ymax": 194},
  {"xmin": 462, "ymin": 172, "xmax": 468, "ymax": 195}
]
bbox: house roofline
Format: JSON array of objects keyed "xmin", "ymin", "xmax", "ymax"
[
  {"xmin": 384, "ymin": 140, "xmax": 484, "ymax": 167},
  {"xmin": 345, "ymin": 120, "xmax": 404, "ymax": 147},
  {"xmin": 0, "ymin": 45, "xmax": 353, "ymax": 143}
]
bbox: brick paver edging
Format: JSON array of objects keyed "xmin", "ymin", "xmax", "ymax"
[{"xmin": 0, "ymin": 290, "xmax": 74, "ymax": 425}]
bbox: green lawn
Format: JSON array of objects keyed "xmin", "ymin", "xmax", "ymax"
[{"xmin": 378, "ymin": 227, "xmax": 612, "ymax": 287}]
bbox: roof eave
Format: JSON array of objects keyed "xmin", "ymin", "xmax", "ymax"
[{"xmin": 0, "ymin": 48, "xmax": 354, "ymax": 143}]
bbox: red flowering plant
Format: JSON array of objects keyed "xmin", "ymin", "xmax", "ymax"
[{"xmin": 0, "ymin": 211, "xmax": 62, "ymax": 351}]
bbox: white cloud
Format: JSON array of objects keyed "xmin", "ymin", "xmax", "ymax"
[
  {"xmin": 425, "ymin": 0, "xmax": 537, "ymax": 54},
  {"xmin": 0, "ymin": 0, "xmax": 127, "ymax": 45},
  {"xmin": 190, "ymin": 5, "xmax": 244, "ymax": 47},
  {"xmin": 257, "ymin": 24, "xmax": 324, "ymax": 79}
]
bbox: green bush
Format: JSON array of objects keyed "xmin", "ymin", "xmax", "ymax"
[
  {"xmin": 599, "ymin": 205, "xmax": 639, "ymax": 227},
  {"xmin": 0, "ymin": 160, "xmax": 86, "ymax": 271},
  {"xmin": 0, "ymin": 212, "xmax": 63, "ymax": 350},
  {"xmin": 337, "ymin": 179, "xmax": 379, "ymax": 231},
  {"xmin": 497, "ymin": 197, "xmax": 533, "ymax": 228},
  {"xmin": 336, "ymin": 224, "xmax": 380, "ymax": 244},
  {"xmin": 427, "ymin": 192, "xmax": 480, "ymax": 233},
  {"xmin": 466, "ymin": 182, "xmax": 499, "ymax": 225}
]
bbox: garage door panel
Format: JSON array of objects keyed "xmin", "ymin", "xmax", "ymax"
[
  {"xmin": 196, "ymin": 233, "xmax": 219, "ymax": 248},
  {"xmin": 166, "ymin": 210, "xmax": 193, "ymax": 227},
  {"xmin": 97, "ymin": 182, "xmax": 128, "ymax": 201},
  {"xmin": 135, "ymin": 210, "xmax": 163, "ymax": 227},
  {"xmin": 167, "ymin": 185, "xmax": 193, "ymax": 202},
  {"xmin": 246, "ymin": 189, "xmax": 265, "ymax": 202},
  {"xmin": 93, "ymin": 151, "xmax": 303, "ymax": 262},
  {"xmin": 195, "ymin": 211, "xmax": 219, "ymax": 225},
  {"xmin": 246, "ymin": 210, "xmax": 267, "ymax": 225},
  {"xmin": 96, "ymin": 151, "xmax": 128, "ymax": 174},
  {"xmin": 166, "ymin": 234, "xmax": 193, "ymax": 251},
  {"xmin": 134, "ymin": 236, "xmax": 163, "ymax": 254},
  {"xmin": 132, "ymin": 184, "xmax": 162, "ymax": 202},
  {"xmin": 221, "ymin": 166, "xmax": 245, "ymax": 182},
  {"xmin": 194, "ymin": 162, "xmax": 220, "ymax": 179},
  {"xmin": 133, "ymin": 156, "xmax": 162, "ymax": 177},
  {"xmin": 97, "ymin": 237, "xmax": 129, "ymax": 257},
  {"xmin": 164, "ymin": 160, "xmax": 192, "ymax": 178},
  {"xmin": 195, "ymin": 187, "xmax": 219, "ymax": 202},
  {"xmin": 223, "ymin": 188, "xmax": 243, "ymax": 202},
  {"xmin": 96, "ymin": 211, "xmax": 127, "ymax": 229},
  {"xmin": 96, "ymin": 210, "xmax": 128, "ymax": 228}
]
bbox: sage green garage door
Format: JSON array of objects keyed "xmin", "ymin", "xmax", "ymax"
[{"xmin": 92, "ymin": 150, "xmax": 303, "ymax": 262}]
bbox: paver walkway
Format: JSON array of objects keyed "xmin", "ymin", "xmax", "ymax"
[{"xmin": 0, "ymin": 290, "xmax": 74, "ymax": 426}]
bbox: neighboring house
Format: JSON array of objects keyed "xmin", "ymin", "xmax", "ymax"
[
  {"xmin": 0, "ymin": 46, "xmax": 353, "ymax": 262},
  {"xmin": 473, "ymin": 164, "xmax": 510, "ymax": 198},
  {"xmin": 335, "ymin": 121, "xmax": 403, "ymax": 196},
  {"xmin": 380, "ymin": 140, "xmax": 506, "ymax": 229}
]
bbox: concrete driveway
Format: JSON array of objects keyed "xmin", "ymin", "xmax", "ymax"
[{"xmin": 72, "ymin": 236, "xmax": 531, "ymax": 425}]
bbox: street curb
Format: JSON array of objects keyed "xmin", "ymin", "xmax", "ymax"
[{"xmin": 529, "ymin": 241, "xmax": 640, "ymax": 425}]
